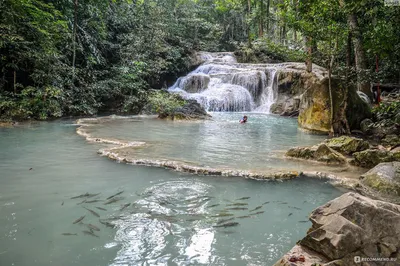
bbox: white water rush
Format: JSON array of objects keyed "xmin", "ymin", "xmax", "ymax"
[{"xmin": 168, "ymin": 52, "xmax": 279, "ymax": 113}]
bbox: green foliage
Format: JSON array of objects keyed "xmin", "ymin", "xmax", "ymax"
[
  {"xmin": 146, "ymin": 90, "xmax": 186, "ymax": 117},
  {"xmin": 372, "ymin": 102, "xmax": 400, "ymax": 122}
]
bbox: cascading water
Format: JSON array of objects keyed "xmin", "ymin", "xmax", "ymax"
[{"xmin": 169, "ymin": 52, "xmax": 279, "ymax": 113}]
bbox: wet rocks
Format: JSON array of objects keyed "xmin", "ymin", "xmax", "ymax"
[
  {"xmin": 273, "ymin": 192, "xmax": 400, "ymax": 266},
  {"xmin": 360, "ymin": 162, "xmax": 400, "ymax": 197},
  {"xmin": 351, "ymin": 149, "xmax": 399, "ymax": 168},
  {"xmin": 163, "ymin": 100, "xmax": 211, "ymax": 120},
  {"xmin": 324, "ymin": 136, "xmax": 370, "ymax": 155},
  {"xmin": 286, "ymin": 144, "xmax": 347, "ymax": 165}
]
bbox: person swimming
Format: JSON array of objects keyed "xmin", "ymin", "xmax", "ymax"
[{"xmin": 240, "ymin": 115, "xmax": 248, "ymax": 123}]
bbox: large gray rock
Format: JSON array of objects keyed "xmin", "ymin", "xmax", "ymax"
[
  {"xmin": 352, "ymin": 149, "xmax": 398, "ymax": 168},
  {"xmin": 360, "ymin": 162, "xmax": 400, "ymax": 197},
  {"xmin": 172, "ymin": 100, "xmax": 211, "ymax": 120},
  {"xmin": 286, "ymin": 144, "xmax": 347, "ymax": 165},
  {"xmin": 274, "ymin": 192, "xmax": 400, "ymax": 266},
  {"xmin": 325, "ymin": 136, "xmax": 370, "ymax": 155}
]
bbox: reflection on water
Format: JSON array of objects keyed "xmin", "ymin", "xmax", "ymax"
[{"xmin": 0, "ymin": 120, "xmax": 343, "ymax": 266}]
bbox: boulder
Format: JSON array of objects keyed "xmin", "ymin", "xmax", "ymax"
[
  {"xmin": 171, "ymin": 100, "xmax": 211, "ymax": 120},
  {"xmin": 324, "ymin": 136, "xmax": 370, "ymax": 155},
  {"xmin": 360, "ymin": 162, "xmax": 400, "ymax": 197},
  {"xmin": 273, "ymin": 192, "xmax": 400, "ymax": 266},
  {"xmin": 286, "ymin": 144, "xmax": 347, "ymax": 165},
  {"xmin": 352, "ymin": 149, "xmax": 397, "ymax": 168},
  {"xmin": 382, "ymin": 134, "xmax": 400, "ymax": 148},
  {"xmin": 360, "ymin": 118, "xmax": 374, "ymax": 134}
]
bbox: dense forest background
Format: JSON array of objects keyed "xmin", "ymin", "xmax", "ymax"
[{"xmin": 1, "ymin": 0, "xmax": 399, "ymax": 120}]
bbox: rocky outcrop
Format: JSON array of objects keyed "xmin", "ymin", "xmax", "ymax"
[
  {"xmin": 360, "ymin": 162, "xmax": 400, "ymax": 197},
  {"xmin": 273, "ymin": 192, "xmax": 400, "ymax": 266},
  {"xmin": 286, "ymin": 144, "xmax": 347, "ymax": 165},
  {"xmin": 324, "ymin": 136, "xmax": 370, "ymax": 155},
  {"xmin": 271, "ymin": 66, "xmax": 371, "ymax": 134},
  {"xmin": 352, "ymin": 149, "xmax": 400, "ymax": 168},
  {"xmin": 161, "ymin": 100, "xmax": 211, "ymax": 120}
]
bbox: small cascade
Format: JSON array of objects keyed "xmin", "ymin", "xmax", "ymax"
[{"xmin": 169, "ymin": 52, "xmax": 279, "ymax": 113}]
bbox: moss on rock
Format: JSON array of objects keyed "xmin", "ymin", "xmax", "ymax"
[
  {"xmin": 360, "ymin": 162, "xmax": 400, "ymax": 197},
  {"xmin": 352, "ymin": 149, "xmax": 396, "ymax": 168},
  {"xmin": 325, "ymin": 136, "xmax": 369, "ymax": 155},
  {"xmin": 286, "ymin": 144, "xmax": 347, "ymax": 165}
]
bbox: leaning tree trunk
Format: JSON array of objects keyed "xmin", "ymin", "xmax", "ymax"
[
  {"xmin": 259, "ymin": 0, "xmax": 264, "ymax": 37},
  {"xmin": 72, "ymin": 0, "xmax": 78, "ymax": 78},
  {"xmin": 266, "ymin": 0, "xmax": 270, "ymax": 34},
  {"xmin": 305, "ymin": 36, "xmax": 313, "ymax": 73},
  {"xmin": 247, "ymin": 0, "xmax": 252, "ymax": 47},
  {"xmin": 348, "ymin": 13, "xmax": 370, "ymax": 97}
]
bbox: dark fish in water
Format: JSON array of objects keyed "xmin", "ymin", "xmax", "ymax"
[
  {"xmin": 72, "ymin": 216, "xmax": 85, "ymax": 224},
  {"xmin": 236, "ymin": 197, "xmax": 251, "ymax": 200},
  {"xmin": 213, "ymin": 222, "xmax": 239, "ymax": 228},
  {"xmin": 298, "ymin": 220, "xmax": 309, "ymax": 223},
  {"xmin": 236, "ymin": 215, "xmax": 252, "ymax": 219},
  {"xmin": 288, "ymin": 213, "xmax": 293, "ymax": 217},
  {"xmin": 226, "ymin": 207, "xmax": 248, "ymax": 211},
  {"xmin": 106, "ymin": 191, "xmax": 124, "ymax": 200},
  {"xmin": 289, "ymin": 206, "xmax": 302, "ymax": 210},
  {"xmin": 120, "ymin": 203, "xmax": 130, "ymax": 211},
  {"xmin": 61, "ymin": 201, "xmax": 64, "ymax": 206},
  {"xmin": 61, "ymin": 233, "xmax": 77, "ymax": 236},
  {"xmin": 217, "ymin": 218, "xmax": 235, "ymax": 224},
  {"xmin": 279, "ymin": 202, "xmax": 288, "ymax": 205},
  {"xmin": 221, "ymin": 230, "xmax": 236, "ymax": 234},
  {"xmin": 226, "ymin": 203, "xmax": 248, "ymax": 206},
  {"xmin": 211, "ymin": 213, "xmax": 234, "ymax": 218},
  {"xmin": 99, "ymin": 219, "xmax": 115, "ymax": 228},
  {"xmin": 262, "ymin": 201, "xmax": 270, "ymax": 205},
  {"xmin": 84, "ymin": 207, "xmax": 100, "ymax": 218},
  {"xmin": 253, "ymin": 211, "xmax": 264, "ymax": 215},
  {"xmin": 249, "ymin": 206, "xmax": 263, "ymax": 212},
  {"xmin": 207, "ymin": 204, "xmax": 220, "ymax": 208},
  {"xmin": 82, "ymin": 230, "xmax": 99, "ymax": 237},
  {"xmin": 77, "ymin": 199, "xmax": 87, "ymax": 205},
  {"xmin": 71, "ymin": 193, "xmax": 99, "ymax": 199},
  {"xmin": 104, "ymin": 196, "xmax": 123, "ymax": 205},
  {"xmin": 95, "ymin": 207, "xmax": 107, "ymax": 211},
  {"xmin": 87, "ymin": 224, "xmax": 100, "ymax": 232},
  {"xmin": 85, "ymin": 199, "xmax": 102, "ymax": 204}
]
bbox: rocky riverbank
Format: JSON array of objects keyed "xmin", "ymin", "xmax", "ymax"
[{"xmin": 273, "ymin": 192, "xmax": 400, "ymax": 266}]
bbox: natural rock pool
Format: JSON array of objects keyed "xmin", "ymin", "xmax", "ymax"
[{"xmin": 0, "ymin": 115, "xmax": 349, "ymax": 266}]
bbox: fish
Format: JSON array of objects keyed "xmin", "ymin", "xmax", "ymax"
[
  {"xmin": 288, "ymin": 213, "xmax": 293, "ymax": 217},
  {"xmin": 216, "ymin": 218, "xmax": 235, "ymax": 224},
  {"xmin": 61, "ymin": 201, "xmax": 64, "ymax": 206},
  {"xmin": 298, "ymin": 220, "xmax": 309, "ymax": 223},
  {"xmin": 82, "ymin": 230, "xmax": 99, "ymax": 237},
  {"xmin": 85, "ymin": 199, "xmax": 102, "ymax": 204},
  {"xmin": 87, "ymin": 224, "xmax": 100, "ymax": 232},
  {"xmin": 207, "ymin": 204, "xmax": 220, "ymax": 208},
  {"xmin": 84, "ymin": 207, "xmax": 100, "ymax": 218},
  {"xmin": 61, "ymin": 233, "xmax": 77, "ymax": 236},
  {"xmin": 252, "ymin": 211, "xmax": 265, "ymax": 215},
  {"xmin": 225, "ymin": 207, "xmax": 248, "ymax": 211},
  {"xmin": 29, "ymin": 168, "xmax": 33, "ymax": 170},
  {"xmin": 262, "ymin": 201, "xmax": 270, "ymax": 205},
  {"xmin": 249, "ymin": 206, "xmax": 263, "ymax": 212},
  {"xmin": 73, "ymin": 215, "xmax": 85, "ymax": 224},
  {"xmin": 104, "ymin": 196, "xmax": 124, "ymax": 205},
  {"xmin": 226, "ymin": 203, "xmax": 248, "ymax": 206},
  {"xmin": 120, "ymin": 203, "xmax": 130, "ymax": 211},
  {"xmin": 71, "ymin": 193, "xmax": 99, "ymax": 199},
  {"xmin": 289, "ymin": 206, "xmax": 302, "ymax": 210},
  {"xmin": 213, "ymin": 222, "xmax": 239, "ymax": 228},
  {"xmin": 236, "ymin": 215, "xmax": 252, "ymax": 219},
  {"xmin": 106, "ymin": 191, "xmax": 124, "ymax": 200},
  {"xmin": 236, "ymin": 197, "xmax": 251, "ymax": 200},
  {"xmin": 211, "ymin": 213, "xmax": 234, "ymax": 218},
  {"xmin": 95, "ymin": 207, "xmax": 107, "ymax": 211},
  {"xmin": 279, "ymin": 202, "xmax": 288, "ymax": 205},
  {"xmin": 77, "ymin": 199, "xmax": 87, "ymax": 205},
  {"xmin": 99, "ymin": 219, "xmax": 116, "ymax": 228}
]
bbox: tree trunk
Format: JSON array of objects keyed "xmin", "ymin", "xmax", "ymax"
[
  {"xmin": 348, "ymin": 13, "xmax": 370, "ymax": 97},
  {"xmin": 305, "ymin": 36, "xmax": 312, "ymax": 73},
  {"xmin": 13, "ymin": 70, "xmax": 16, "ymax": 94},
  {"xmin": 266, "ymin": 0, "xmax": 270, "ymax": 34},
  {"xmin": 293, "ymin": 0, "xmax": 298, "ymax": 41},
  {"xmin": 72, "ymin": 0, "xmax": 78, "ymax": 77},
  {"xmin": 259, "ymin": 0, "xmax": 264, "ymax": 37},
  {"xmin": 346, "ymin": 31, "xmax": 352, "ymax": 81},
  {"xmin": 247, "ymin": 0, "xmax": 252, "ymax": 47}
]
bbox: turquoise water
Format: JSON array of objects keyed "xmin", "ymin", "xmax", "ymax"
[{"xmin": 0, "ymin": 118, "xmax": 343, "ymax": 266}]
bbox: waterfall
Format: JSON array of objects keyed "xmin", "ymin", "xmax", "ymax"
[{"xmin": 169, "ymin": 52, "xmax": 279, "ymax": 113}]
